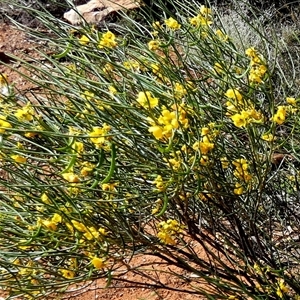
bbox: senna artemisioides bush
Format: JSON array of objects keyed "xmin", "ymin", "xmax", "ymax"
[{"xmin": 0, "ymin": 0, "xmax": 300, "ymax": 298}]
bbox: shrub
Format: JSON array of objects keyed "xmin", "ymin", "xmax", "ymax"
[{"xmin": 0, "ymin": 0, "xmax": 300, "ymax": 299}]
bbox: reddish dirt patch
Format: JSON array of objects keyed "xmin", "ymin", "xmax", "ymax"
[
  {"xmin": 0, "ymin": 22, "xmax": 47, "ymax": 93},
  {"xmin": 0, "ymin": 23, "xmax": 207, "ymax": 300},
  {"xmin": 61, "ymin": 253, "xmax": 204, "ymax": 300}
]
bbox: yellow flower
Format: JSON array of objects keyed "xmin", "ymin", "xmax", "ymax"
[
  {"xmin": 98, "ymin": 227, "xmax": 107, "ymax": 237},
  {"xmin": 153, "ymin": 175, "xmax": 165, "ymax": 191},
  {"xmin": 41, "ymin": 193, "xmax": 51, "ymax": 204},
  {"xmin": 60, "ymin": 269, "xmax": 75, "ymax": 279},
  {"xmin": 84, "ymin": 226, "xmax": 100, "ymax": 240},
  {"xmin": 248, "ymin": 71, "xmax": 263, "ymax": 83},
  {"xmin": 192, "ymin": 139, "xmax": 214, "ymax": 155},
  {"xmin": 225, "ymin": 89, "xmax": 243, "ymax": 102},
  {"xmin": 231, "ymin": 112, "xmax": 248, "ymax": 127},
  {"xmin": 200, "ymin": 141, "xmax": 214, "ymax": 154},
  {"xmin": 157, "ymin": 231, "xmax": 175, "ymax": 245},
  {"xmin": 136, "ymin": 91, "xmax": 159, "ymax": 108},
  {"xmin": 167, "ymin": 157, "xmax": 182, "ymax": 170},
  {"xmin": 253, "ymin": 262, "xmax": 263, "ymax": 275},
  {"xmin": 42, "ymin": 220, "xmax": 58, "ymax": 231},
  {"xmin": 148, "ymin": 106, "xmax": 188, "ymax": 140},
  {"xmin": 199, "ymin": 5, "xmax": 212, "ymax": 15},
  {"xmin": 248, "ymin": 108, "xmax": 264, "ymax": 122},
  {"xmin": 245, "ymin": 47, "xmax": 257, "ymax": 58},
  {"xmin": 148, "ymin": 125, "xmax": 163, "ymax": 140},
  {"xmin": 257, "ymin": 64, "xmax": 267, "ymax": 76},
  {"xmin": 158, "ymin": 109, "xmax": 179, "ymax": 129},
  {"xmin": 159, "ymin": 219, "xmax": 181, "ymax": 232},
  {"xmin": 214, "ymin": 62, "xmax": 223, "ymax": 74},
  {"xmin": 89, "ymin": 124, "xmax": 111, "ymax": 149},
  {"xmin": 25, "ymin": 131, "xmax": 38, "ymax": 138},
  {"xmin": 62, "ymin": 172, "xmax": 80, "ymax": 183},
  {"xmin": 226, "ymin": 101, "xmax": 238, "ymax": 114},
  {"xmin": 215, "ymin": 29, "xmax": 228, "ymax": 41},
  {"xmin": 220, "ymin": 157, "xmax": 229, "ymax": 169},
  {"xmin": 173, "ymin": 82, "xmax": 187, "ymax": 99},
  {"xmin": 201, "ymin": 127, "xmax": 210, "ymax": 136},
  {"xmin": 233, "ymin": 158, "xmax": 252, "ymax": 182},
  {"xmin": 123, "ymin": 60, "xmax": 140, "ymax": 71},
  {"xmin": 271, "ymin": 106, "xmax": 286, "ymax": 125},
  {"xmin": 200, "ymin": 155, "xmax": 209, "ymax": 165},
  {"xmin": 232, "ymin": 158, "xmax": 248, "ymax": 169},
  {"xmin": 148, "ymin": 40, "xmax": 160, "ymax": 51},
  {"xmin": 250, "ymin": 55, "xmax": 263, "ymax": 65},
  {"xmin": 51, "ymin": 213, "xmax": 62, "ymax": 224},
  {"xmin": 152, "ymin": 199, "xmax": 163, "ymax": 215},
  {"xmin": 164, "ymin": 17, "xmax": 181, "ymax": 30},
  {"xmin": 101, "ymin": 182, "xmax": 118, "ymax": 192},
  {"xmin": 152, "ymin": 21, "xmax": 161, "ymax": 30},
  {"xmin": 276, "ymin": 279, "xmax": 289, "ymax": 298},
  {"xmin": 81, "ymin": 90, "xmax": 94, "ymax": 101},
  {"xmin": 261, "ymin": 133, "xmax": 274, "ymax": 142},
  {"xmin": 286, "ymin": 97, "xmax": 296, "ymax": 105},
  {"xmin": 248, "ymin": 64, "xmax": 267, "ymax": 83},
  {"xmin": 108, "ymin": 85, "xmax": 117, "ymax": 95},
  {"xmin": 72, "ymin": 141, "xmax": 84, "ymax": 153},
  {"xmin": 189, "ymin": 14, "xmax": 212, "ymax": 26},
  {"xmin": 234, "ymin": 183, "xmax": 244, "ymax": 195},
  {"xmin": 0, "ymin": 115, "xmax": 12, "ymax": 133},
  {"xmin": 71, "ymin": 220, "xmax": 87, "ymax": 232},
  {"xmin": 80, "ymin": 162, "xmax": 95, "ymax": 177},
  {"xmin": 98, "ymin": 31, "xmax": 117, "ymax": 49},
  {"xmin": 91, "ymin": 257, "xmax": 105, "ymax": 269},
  {"xmin": 11, "ymin": 155, "xmax": 27, "ymax": 164},
  {"xmin": 15, "ymin": 103, "xmax": 34, "ymax": 121},
  {"xmin": 103, "ymin": 63, "xmax": 114, "ymax": 73},
  {"xmin": 157, "ymin": 219, "xmax": 183, "ymax": 244},
  {"xmin": 79, "ymin": 35, "xmax": 90, "ymax": 45}
]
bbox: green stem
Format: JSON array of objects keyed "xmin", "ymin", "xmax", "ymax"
[
  {"xmin": 101, "ymin": 143, "xmax": 117, "ymax": 184},
  {"xmin": 53, "ymin": 42, "xmax": 73, "ymax": 59},
  {"xmin": 90, "ymin": 149, "xmax": 106, "ymax": 189},
  {"xmin": 59, "ymin": 154, "xmax": 77, "ymax": 175},
  {"xmin": 155, "ymin": 193, "xmax": 168, "ymax": 217}
]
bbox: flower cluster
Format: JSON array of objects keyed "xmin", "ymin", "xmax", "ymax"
[
  {"xmin": 165, "ymin": 17, "xmax": 181, "ymax": 30},
  {"xmin": 99, "ymin": 31, "xmax": 117, "ymax": 49},
  {"xmin": 190, "ymin": 5, "xmax": 213, "ymax": 26},
  {"xmin": 0, "ymin": 115, "xmax": 12, "ymax": 133},
  {"xmin": 136, "ymin": 91, "xmax": 159, "ymax": 109},
  {"xmin": 225, "ymin": 88, "xmax": 263, "ymax": 127},
  {"xmin": 37, "ymin": 213, "xmax": 62, "ymax": 231},
  {"xmin": 157, "ymin": 219, "xmax": 184, "ymax": 245},
  {"xmin": 252, "ymin": 263, "xmax": 290, "ymax": 298},
  {"xmin": 89, "ymin": 124, "xmax": 112, "ymax": 150},
  {"xmin": 232, "ymin": 158, "xmax": 252, "ymax": 194},
  {"xmin": 245, "ymin": 47, "xmax": 267, "ymax": 84},
  {"xmin": 192, "ymin": 124, "xmax": 218, "ymax": 165},
  {"xmin": 147, "ymin": 104, "xmax": 189, "ymax": 140},
  {"xmin": 15, "ymin": 102, "xmax": 34, "ymax": 122},
  {"xmin": 271, "ymin": 105, "xmax": 286, "ymax": 125}
]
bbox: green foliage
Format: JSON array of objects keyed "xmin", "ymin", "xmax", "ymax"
[{"xmin": 0, "ymin": 0, "xmax": 300, "ymax": 299}]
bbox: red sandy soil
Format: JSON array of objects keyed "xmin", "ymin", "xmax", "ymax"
[
  {"xmin": 0, "ymin": 23, "xmax": 206, "ymax": 300},
  {"xmin": 0, "ymin": 23, "xmax": 45, "ymax": 92}
]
